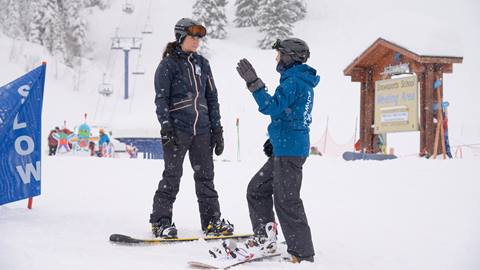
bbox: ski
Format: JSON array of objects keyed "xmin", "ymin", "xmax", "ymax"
[
  {"xmin": 109, "ymin": 233, "xmax": 253, "ymax": 245},
  {"xmin": 188, "ymin": 253, "xmax": 281, "ymax": 269}
]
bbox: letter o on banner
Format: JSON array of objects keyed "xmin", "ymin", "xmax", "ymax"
[{"xmin": 15, "ymin": 136, "xmax": 34, "ymax": 156}]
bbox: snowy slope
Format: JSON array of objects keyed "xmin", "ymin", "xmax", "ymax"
[
  {"xmin": 1, "ymin": 156, "xmax": 480, "ymax": 270},
  {"xmin": 1, "ymin": 0, "xmax": 480, "ymax": 269}
]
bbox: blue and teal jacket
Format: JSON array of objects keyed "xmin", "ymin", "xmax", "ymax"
[
  {"xmin": 98, "ymin": 133, "xmax": 110, "ymax": 146},
  {"xmin": 252, "ymin": 64, "xmax": 320, "ymax": 157}
]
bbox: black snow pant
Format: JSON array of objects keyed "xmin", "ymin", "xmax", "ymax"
[
  {"xmin": 48, "ymin": 145, "xmax": 57, "ymax": 156},
  {"xmin": 150, "ymin": 130, "xmax": 221, "ymax": 231},
  {"xmin": 247, "ymin": 156, "xmax": 315, "ymax": 259}
]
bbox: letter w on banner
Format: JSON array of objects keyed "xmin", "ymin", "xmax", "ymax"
[{"xmin": 0, "ymin": 63, "xmax": 46, "ymax": 206}]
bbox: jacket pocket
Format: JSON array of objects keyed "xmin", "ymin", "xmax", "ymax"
[
  {"xmin": 170, "ymin": 103, "xmax": 193, "ymax": 112},
  {"xmin": 173, "ymin": 98, "xmax": 192, "ymax": 106}
]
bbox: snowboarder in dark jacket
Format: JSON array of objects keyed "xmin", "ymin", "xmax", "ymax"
[
  {"xmin": 236, "ymin": 38, "xmax": 319, "ymax": 263},
  {"xmin": 150, "ymin": 18, "xmax": 233, "ymax": 238}
]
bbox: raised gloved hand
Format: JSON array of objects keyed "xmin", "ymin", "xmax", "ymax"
[
  {"xmin": 263, "ymin": 139, "xmax": 273, "ymax": 158},
  {"xmin": 161, "ymin": 127, "xmax": 177, "ymax": 146},
  {"xmin": 211, "ymin": 127, "xmax": 224, "ymax": 156},
  {"xmin": 236, "ymin": 58, "xmax": 265, "ymax": 92}
]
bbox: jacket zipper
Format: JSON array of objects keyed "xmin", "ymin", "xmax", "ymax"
[{"xmin": 187, "ymin": 54, "xmax": 200, "ymax": 136}]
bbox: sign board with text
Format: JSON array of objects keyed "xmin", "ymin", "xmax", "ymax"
[{"xmin": 374, "ymin": 76, "xmax": 419, "ymax": 134}]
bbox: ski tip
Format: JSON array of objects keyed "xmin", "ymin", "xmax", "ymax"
[
  {"xmin": 188, "ymin": 261, "xmax": 221, "ymax": 269},
  {"xmin": 109, "ymin": 234, "xmax": 138, "ymax": 243}
]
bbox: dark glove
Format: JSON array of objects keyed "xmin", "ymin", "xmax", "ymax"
[
  {"xmin": 236, "ymin": 58, "xmax": 265, "ymax": 92},
  {"xmin": 263, "ymin": 139, "xmax": 273, "ymax": 157},
  {"xmin": 161, "ymin": 127, "xmax": 177, "ymax": 146},
  {"xmin": 211, "ymin": 127, "xmax": 224, "ymax": 156}
]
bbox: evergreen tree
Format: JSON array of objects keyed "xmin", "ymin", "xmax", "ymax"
[
  {"xmin": 83, "ymin": 0, "xmax": 109, "ymax": 9},
  {"xmin": 193, "ymin": 0, "xmax": 228, "ymax": 39},
  {"xmin": 63, "ymin": 0, "xmax": 88, "ymax": 58},
  {"xmin": 17, "ymin": 0, "xmax": 34, "ymax": 40},
  {"xmin": 29, "ymin": 0, "xmax": 66, "ymax": 57},
  {"xmin": 288, "ymin": 0, "xmax": 307, "ymax": 22},
  {"xmin": 257, "ymin": 0, "xmax": 293, "ymax": 49},
  {"xmin": 234, "ymin": 0, "xmax": 258, "ymax": 27},
  {"xmin": 0, "ymin": 0, "xmax": 93, "ymax": 66},
  {"xmin": 2, "ymin": 0, "xmax": 22, "ymax": 38},
  {"xmin": 0, "ymin": 0, "xmax": 8, "ymax": 30}
]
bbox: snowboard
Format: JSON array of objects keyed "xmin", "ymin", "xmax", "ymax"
[
  {"xmin": 109, "ymin": 233, "xmax": 253, "ymax": 245},
  {"xmin": 342, "ymin": 151, "xmax": 397, "ymax": 161},
  {"xmin": 188, "ymin": 253, "xmax": 281, "ymax": 269}
]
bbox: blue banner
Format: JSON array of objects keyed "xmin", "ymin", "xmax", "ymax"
[{"xmin": 0, "ymin": 64, "xmax": 46, "ymax": 205}]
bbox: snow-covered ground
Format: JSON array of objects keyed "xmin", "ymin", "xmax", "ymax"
[
  {"xmin": 1, "ymin": 156, "xmax": 479, "ymax": 270},
  {"xmin": 1, "ymin": 0, "xmax": 480, "ymax": 269}
]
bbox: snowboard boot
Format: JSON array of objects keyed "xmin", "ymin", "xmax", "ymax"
[
  {"xmin": 205, "ymin": 218, "xmax": 234, "ymax": 236},
  {"xmin": 282, "ymin": 253, "xmax": 315, "ymax": 263},
  {"xmin": 151, "ymin": 220, "xmax": 177, "ymax": 238},
  {"xmin": 245, "ymin": 222, "xmax": 278, "ymax": 254}
]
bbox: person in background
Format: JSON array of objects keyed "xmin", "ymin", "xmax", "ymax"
[
  {"xmin": 150, "ymin": 18, "xmax": 233, "ymax": 238},
  {"xmin": 88, "ymin": 141, "xmax": 96, "ymax": 156},
  {"xmin": 236, "ymin": 37, "xmax": 318, "ymax": 263},
  {"xmin": 126, "ymin": 145, "xmax": 138, "ymax": 158},
  {"xmin": 48, "ymin": 127, "xmax": 60, "ymax": 155},
  {"xmin": 98, "ymin": 128, "xmax": 110, "ymax": 157},
  {"xmin": 442, "ymin": 110, "xmax": 453, "ymax": 158}
]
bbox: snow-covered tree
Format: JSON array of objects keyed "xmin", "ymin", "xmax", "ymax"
[
  {"xmin": 234, "ymin": 0, "xmax": 258, "ymax": 27},
  {"xmin": 288, "ymin": 0, "xmax": 307, "ymax": 22},
  {"xmin": 29, "ymin": 0, "xmax": 66, "ymax": 57},
  {"xmin": 193, "ymin": 0, "xmax": 228, "ymax": 39},
  {"xmin": 0, "ymin": 0, "xmax": 95, "ymax": 66},
  {"xmin": 83, "ymin": 0, "xmax": 109, "ymax": 9},
  {"xmin": 257, "ymin": 0, "xmax": 293, "ymax": 49},
  {"xmin": 1, "ymin": 0, "xmax": 22, "ymax": 37},
  {"xmin": 0, "ymin": 0, "xmax": 8, "ymax": 28},
  {"xmin": 62, "ymin": 0, "xmax": 88, "ymax": 59}
]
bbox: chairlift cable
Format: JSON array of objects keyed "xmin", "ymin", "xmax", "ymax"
[
  {"xmin": 93, "ymin": 94, "xmax": 103, "ymax": 122},
  {"xmin": 107, "ymin": 92, "xmax": 121, "ymax": 125},
  {"xmin": 105, "ymin": 7, "xmax": 126, "ymax": 80}
]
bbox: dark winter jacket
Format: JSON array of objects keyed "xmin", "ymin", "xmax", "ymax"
[
  {"xmin": 154, "ymin": 47, "xmax": 222, "ymax": 135},
  {"xmin": 252, "ymin": 64, "xmax": 320, "ymax": 157},
  {"xmin": 48, "ymin": 130, "xmax": 58, "ymax": 147}
]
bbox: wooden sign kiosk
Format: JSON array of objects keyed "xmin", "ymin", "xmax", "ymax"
[{"xmin": 344, "ymin": 38, "xmax": 462, "ymax": 157}]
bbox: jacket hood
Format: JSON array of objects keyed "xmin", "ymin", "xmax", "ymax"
[{"xmin": 280, "ymin": 64, "xmax": 320, "ymax": 88}]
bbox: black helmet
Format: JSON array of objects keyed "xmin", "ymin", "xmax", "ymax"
[
  {"xmin": 174, "ymin": 18, "xmax": 206, "ymax": 44},
  {"xmin": 272, "ymin": 38, "xmax": 310, "ymax": 63}
]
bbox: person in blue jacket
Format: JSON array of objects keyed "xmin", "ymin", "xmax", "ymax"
[
  {"xmin": 150, "ymin": 18, "xmax": 233, "ymax": 238},
  {"xmin": 97, "ymin": 128, "xmax": 110, "ymax": 157},
  {"xmin": 236, "ymin": 38, "xmax": 319, "ymax": 263}
]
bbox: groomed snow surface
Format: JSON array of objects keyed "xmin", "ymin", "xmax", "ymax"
[{"xmin": 1, "ymin": 156, "xmax": 479, "ymax": 270}]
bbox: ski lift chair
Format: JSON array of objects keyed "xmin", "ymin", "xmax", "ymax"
[
  {"xmin": 132, "ymin": 70, "xmax": 145, "ymax": 75},
  {"xmin": 98, "ymin": 83, "xmax": 114, "ymax": 96},
  {"xmin": 123, "ymin": 2, "xmax": 135, "ymax": 14},
  {"xmin": 141, "ymin": 24, "xmax": 153, "ymax": 35}
]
